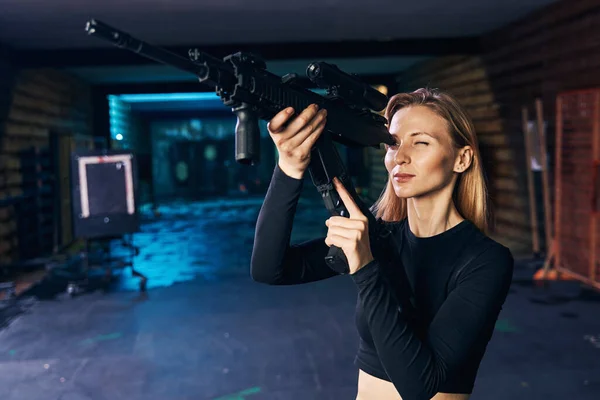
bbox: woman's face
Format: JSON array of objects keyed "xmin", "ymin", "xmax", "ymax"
[{"xmin": 384, "ymin": 105, "xmax": 462, "ymax": 199}]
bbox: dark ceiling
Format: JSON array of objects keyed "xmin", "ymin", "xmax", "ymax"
[
  {"xmin": 0, "ymin": 0, "xmax": 558, "ymax": 85},
  {"xmin": 0, "ymin": 0, "xmax": 558, "ymax": 49}
]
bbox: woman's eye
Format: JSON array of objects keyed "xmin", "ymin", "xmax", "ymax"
[{"xmin": 416, "ymin": 141, "xmax": 429, "ymax": 146}]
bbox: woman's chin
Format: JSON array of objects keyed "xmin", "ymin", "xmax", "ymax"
[{"xmin": 393, "ymin": 187, "xmax": 415, "ymax": 199}]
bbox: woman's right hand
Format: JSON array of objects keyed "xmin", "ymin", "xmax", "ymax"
[{"xmin": 267, "ymin": 104, "xmax": 328, "ymax": 179}]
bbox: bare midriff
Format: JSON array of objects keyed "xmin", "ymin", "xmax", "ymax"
[{"xmin": 356, "ymin": 370, "xmax": 471, "ymax": 400}]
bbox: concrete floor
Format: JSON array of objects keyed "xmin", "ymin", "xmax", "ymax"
[{"xmin": 0, "ymin": 185, "xmax": 599, "ymax": 400}]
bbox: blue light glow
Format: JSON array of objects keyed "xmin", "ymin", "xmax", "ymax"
[
  {"xmin": 116, "ymin": 89, "xmax": 328, "ymax": 103},
  {"xmin": 118, "ymin": 92, "xmax": 220, "ymax": 102}
]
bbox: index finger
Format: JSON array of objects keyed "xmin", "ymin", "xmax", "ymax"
[
  {"xmin": 333, "ymin": 177, "xmax": 363, "ymax": 219},
  {"xmin": 268, "ymin": 107, "xmax": 295, "ymax": 133}
]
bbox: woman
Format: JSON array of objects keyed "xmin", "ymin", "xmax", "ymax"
[{"xmin": 250, "ymin": 88, "xmax": 514, "ymax": 400}]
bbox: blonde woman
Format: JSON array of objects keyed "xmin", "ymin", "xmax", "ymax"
[{"xmin": 251, "ymin": 88, "xmax": 514, "ymax": 400}]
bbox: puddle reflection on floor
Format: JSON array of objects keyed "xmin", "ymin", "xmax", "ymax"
[{"xmin": 111, "ymin": 195, "xmax": 331, "ymax": 291}]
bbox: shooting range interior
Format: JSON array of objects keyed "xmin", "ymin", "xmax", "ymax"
[{"xmin": 0, "ymin": 0, "xmax": 599, "ymax": 399}]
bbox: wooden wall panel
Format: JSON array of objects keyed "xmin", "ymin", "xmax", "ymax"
[
  {"xmin": 0, "ymin": 65, "xmax": 93, "ymax": 265},
  {"xmin": 0, "ymin": 54, "xmax": 17, "ymax": 266},
  {"xmin": 368, "ymin": 0, "xmax": 600, "ymax": 256}
]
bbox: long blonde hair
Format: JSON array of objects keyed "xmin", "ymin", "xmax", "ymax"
[{"xmin": 370, "ymin": 88, "xmax": 490, "ymax": 233}]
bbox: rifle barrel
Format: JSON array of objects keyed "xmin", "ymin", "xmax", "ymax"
[{"xmin": 85, "ymin": 19, "xmax": 209, "ymax": 79}]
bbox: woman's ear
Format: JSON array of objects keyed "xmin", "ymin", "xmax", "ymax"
[{"xmin": 453, "ymin": 146, "xmax": 473, "ymax": 173}]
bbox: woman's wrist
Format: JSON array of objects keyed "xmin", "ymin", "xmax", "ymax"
[{"xmin": 278, "ymin": 160, "xmax": 305, "ymax": 180}]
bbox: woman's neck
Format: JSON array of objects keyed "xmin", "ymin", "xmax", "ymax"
[{"xmin": 405, "ymin": 187, "xmax": 464, "ymax": 238}]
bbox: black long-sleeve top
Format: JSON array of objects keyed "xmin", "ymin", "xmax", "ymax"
[{"xmin": 251, "ymin": 165, "xmax": 514, "ymax": 400}]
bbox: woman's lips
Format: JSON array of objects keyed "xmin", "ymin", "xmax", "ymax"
[{"xmin": 393, "ymin": 173, "xmax": 415, "ymax": 183}]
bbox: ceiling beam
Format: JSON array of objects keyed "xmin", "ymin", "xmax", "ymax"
[
  {"xmin": 15, "ymin": 37, "xmax": 481, "ymax": 69},
  {"xmin": 93, "ymin": 74, "xmax": 398, "ymax": 96}
]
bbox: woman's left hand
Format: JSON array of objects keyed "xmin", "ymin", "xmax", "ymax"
[{"xmin": 325, "ymin": 177, "xmax": 375, "ymax": 274}]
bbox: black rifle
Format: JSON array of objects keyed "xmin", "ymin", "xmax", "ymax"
[{"xmin": 85, "ymin": 19, "xmax": 396, "ymax": 274}]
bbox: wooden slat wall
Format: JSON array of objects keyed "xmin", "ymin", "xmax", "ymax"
[
  {"xmin": 482, "ymin": 0, "xmax": 600, "ymax": 254},
  {"xmin": 0, "ymin": 65, "xmax": 93, "ymax": 265},
  {"xmin": 369, "ymin": 0, "xmax": 600, "ymax": 256},
  {"xmin": 0, "ymin": 54, "xmax": 17, "ymax": 267}
]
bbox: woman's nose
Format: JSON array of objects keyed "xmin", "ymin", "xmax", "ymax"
[{"xmin": 394, "ymin": 145, "xmax": 409, "ymax": 165}]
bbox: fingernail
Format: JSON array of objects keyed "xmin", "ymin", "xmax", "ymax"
[{"xmin": 286, "ymin": 108, "xmax": 294, "ymax": 114}]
